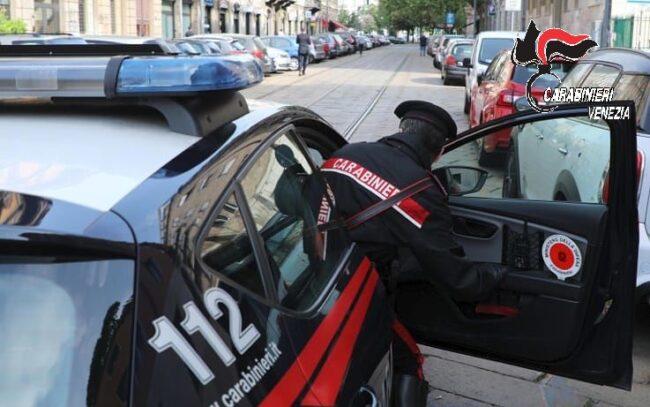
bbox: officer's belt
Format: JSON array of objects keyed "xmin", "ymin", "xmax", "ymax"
[{"xmin": 317, "ymin": 176, "xmax": 434, "ymax": 232}]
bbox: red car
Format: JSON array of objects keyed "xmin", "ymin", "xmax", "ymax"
[{"xmin": 469, "ymin": 50, "xmax": 569, "ymax": 165}]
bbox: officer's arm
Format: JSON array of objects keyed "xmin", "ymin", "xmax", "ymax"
[{"xmin": 392, "ymin": 191, "xmax": 506, "ymax": 302}]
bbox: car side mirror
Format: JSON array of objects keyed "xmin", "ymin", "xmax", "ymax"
[
  {"xmin": 432, "ymin": 166, "xmax": 488, "ymax": 196},
  {"xmin": 462, "ymin": 57, "xmax": 472, "ymax": 68},
  {"xmin": 514, "ymin": 97, "xmax": 531, "ymax": 112},
  {"xmin": 477, "ymin": 73, "xmax": 483, "ymax": 86}
]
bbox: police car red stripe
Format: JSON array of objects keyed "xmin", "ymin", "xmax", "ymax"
[
  {"xmin": 300, "ymin": 271, "xmax": 380, "ymax": 406},
  {"xmin": 321, "ymin": 158, "xmax": 430, "ymax": 228},
  {"xmin": 259, "ymin": 258, "xmax": 372, "ymax": 406}
]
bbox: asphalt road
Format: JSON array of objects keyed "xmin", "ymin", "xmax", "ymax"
[{"xmin": 243, "ymin": 44, "xmax": 650, "ymax": 407}]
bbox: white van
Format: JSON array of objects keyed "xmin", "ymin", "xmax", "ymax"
[{"xmin": 463, "ymin": 31, "xmax": 523, "ymax": 113}]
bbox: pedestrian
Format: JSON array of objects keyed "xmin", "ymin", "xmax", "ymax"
[
  {"xmin": 185, "ymin": 25, "xmax": 194, "ymax": 37},
  {"xmin": 419, "ymin": 33, "xmax": 427, "ymax": 56},
  {"xmin": 358, "ymin": 36, "xmax": 364, "ymax": 56},
  {"xmin": 278, "ymin": 101, "xmax": 509, "ymax": 405},
  {"xmin": 295, "ymin": 27, "xmax": 312, "ymax": 76}
]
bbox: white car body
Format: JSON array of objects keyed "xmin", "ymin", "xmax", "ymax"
[
  {"xmin": 265, "ymin": 46, "xmax": 292, "ymax": 71},
  {"xmin": 464, "ymin": 31, "xmax": 524, "ymax": 109}
]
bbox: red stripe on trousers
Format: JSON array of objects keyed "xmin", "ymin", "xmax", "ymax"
[
  {"xmin": 301, "ymin": 271, "xmax": 380, "ymax": 406},
  {"xmin": 259, "ymin": 257, "xmax": 372, "ymax": 407},
  {"xmin": 392, "ymin": 319, "xmax": 425, "ymax": 380}
]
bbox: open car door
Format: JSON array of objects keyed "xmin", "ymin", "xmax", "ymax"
[{"xmin": 396, "ymin": 102, "xmax": 639, "ymax": 389}]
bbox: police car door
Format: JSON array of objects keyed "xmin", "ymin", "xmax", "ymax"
[
  {"xmin": 398, "ymin": 102, "xmax": 638, "ymax": 388},
  {"xmin": 231, "ymin": 124, "xmax": 393, "ymax": 406}
]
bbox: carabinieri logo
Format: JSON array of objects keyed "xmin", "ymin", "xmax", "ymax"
[{"xmin": 511, "ymin": 20, "xmax": 598, "ymax": 112}]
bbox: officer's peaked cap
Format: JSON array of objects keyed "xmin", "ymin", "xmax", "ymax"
[{"xmin": 394, "ymin": 100, "xmax": 457, "ymax": 140}]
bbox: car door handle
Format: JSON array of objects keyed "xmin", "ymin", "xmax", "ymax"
[
  {"xmin": 558, "ymin": 147, "xmax": 568, "ymax": 155},
  {"xmin": 453, "ymin": 216, "xmax": 498, "ymax": 238}
]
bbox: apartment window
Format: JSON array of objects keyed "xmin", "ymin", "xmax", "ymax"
[
  {"xmin": 34, "ymin": 0, "xmax": 61, "ymax": 33},
  {"xmin": 137, "ymin": 0, "xmax": 152, "ymax": 36},
  {"xmin": 0, "ymin": 0, "xmax": 9, "ymax": 17}
]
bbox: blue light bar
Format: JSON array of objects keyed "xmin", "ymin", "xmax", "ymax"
[
  {"xmin": 116, "ymin": 55, "xmax": 263, "ymax": 95},
  {"xmin": 0, "ymin": 54, "xmax": 263, "ymax": 98}
]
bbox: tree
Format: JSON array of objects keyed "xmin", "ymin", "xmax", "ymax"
[
  {"xmin": 0, "ymin": 10, "xmax": 27, "ymax": 34},
  {"xmin": 338, "ymin": 9, "xmax": 361, "ymax": 30}
]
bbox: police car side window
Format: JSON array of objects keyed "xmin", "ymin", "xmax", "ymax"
[
  {"xmin": 200, "ymin": 192, "xmax": 266, "ymax": 297},
  {"xmin": 240, "ymin": 133, "xmax": 350, "ymax": 311},
  {"xmin": 434, "ymin": 116, "xmax": 612, "ymax": 204}
]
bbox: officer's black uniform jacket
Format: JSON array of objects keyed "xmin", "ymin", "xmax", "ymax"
[{"xmin": 320, "ymin": 131, "xmax": 504, "ymax": 302}]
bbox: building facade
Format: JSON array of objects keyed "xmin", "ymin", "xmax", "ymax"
[{"xmin": 2, "ymin": 0, "xmax": 336, "ymax": 38}]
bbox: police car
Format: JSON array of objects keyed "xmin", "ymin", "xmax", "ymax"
[{"xmin": 0, "ymin": 45, "xmax": 641, "ymax": 406}]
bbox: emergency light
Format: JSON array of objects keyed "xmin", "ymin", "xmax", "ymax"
[{"xmin": 0, "ymin": 54, "xmax": 263, "ymax": 98}]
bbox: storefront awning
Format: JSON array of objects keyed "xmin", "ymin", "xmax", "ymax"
[{"xmin": 321, "ymin": 19, "xmax": 348, "ymax": 30}]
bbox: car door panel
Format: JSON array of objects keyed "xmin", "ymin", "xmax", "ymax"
[{"xmin": 400, "ymin": 103, "xmax": 638, "ymax": 389}]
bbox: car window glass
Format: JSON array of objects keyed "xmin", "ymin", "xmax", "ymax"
[
  {"xmin": 513, "ymin": 63, "xmax": 566, "ymax": 87},
  {"xmin": 453, "ymin": 44, "xmax": 473, "ymax": 59},
  {"xmin": 240, "ymin": 133, "xmax": 350, "ymax": 311},
  {"xmin": 479, "ymin": 38, "xmax": 516, "ymax": 65},
  {"xmin": 0, "ymin": 259, "xmax": 134, "ymax": 406},
  {"xmin": 483, "ymin": 55, "xmax": 501, "ymax": 81},
  {"xmin": 200, "ymin": 192, "xmax": 266, "ymax": 297},
  {"xmin": 497, "ymin": 55, "xmax": 512, "ymax": 82},
  {"xmin": 580, "ymin": 64, "xmax": 620, "ymax": 88},
  {"xmin": 613, "ymin": 74, "xmax": 650, "ymax": 126},
  {"xmin": 433, "ymin": 116, "xmax": 611, "ymax": 204},
  {"xmin": 560, "ymin": 63, "xmax": 592, "ymax": 88},
  {"xmin": 231, "ymin": 40, "xmax": 246, "ymax": 51}
]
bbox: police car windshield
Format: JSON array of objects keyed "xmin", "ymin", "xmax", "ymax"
[
  {"xmin": 479, "ymin": 38, "xmax": 515, "ymax": 65},
  {"xmin": 0, "ymin": 258, "xmax": 134, "ymax": 406}
]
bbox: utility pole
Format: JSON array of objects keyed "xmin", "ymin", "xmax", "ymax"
[{"xmin": 601, "ymin": 0, "xmax": 612, "ymax": 48}]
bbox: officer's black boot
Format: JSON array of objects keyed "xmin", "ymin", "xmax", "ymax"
[{"xmin": 391, "ymin": 374, "xmax": 429, "ymax": 407}]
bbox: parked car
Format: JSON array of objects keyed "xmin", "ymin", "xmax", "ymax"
[
  {"xmin": 336, "ymin": 31, "xmax": 358, "ymax": 53},
  {"xmin": 0, "ymin": 33, "xmax": 87, "ymax": 45},
  {"xmin": 503, "ymin": 48, "xmax": 650, "ymax": 305},
  {"xmin": 193, "ymin": 36, "xmax": 248, "ymax": 55},
  {"xmin": 427, "ymin": 34, "xmax": 442, "ymax": 56},
  {"xmin": 261, "ymin": 35, "xmax": 307, "ymax": 67},
  {"xmin": 310, "ymin": 36, "xmax": 328, "ymax": 61},
  {"xmin": 173, "ymin": 39, "xmax": 221, "ymax": 55},
  {"xmin": 469, "ymin": 50, "xmax": 569, "ymax": 164},
  {"xmin": 265, "ymin": 46, "xmax": 293, "ymax": 71},
  {"xmin": 369, "ymin": 34, "xmax": 382, "ymax": 48},
  {"xmin": 194, "ymin": 34, "xmax": 275, "ymax": 74},
  {"xmin": 440, "ymin": 39, "xmax": 474, "ymax": 85},
  {"xmin": 0, "ymin": 44, "xmax": 640, "ymax": 407},
  {"xmin": 332, "ymin": 34, "xmax": 351, "ymax": 55},
  {"xmin": 319, "ymin": 34, "xmax": 340, "ymax": 58},
  {"xmin": 358, "ymin": 35, "xmax": 373, "ymax": 50},
  {"xmin": 83, "ymin": 35, "xmax": 183, "ymax": 54},
  {"xmin": 378, "ymin": 35, "xmax": 391, "ymax": 46},
  {"xmin": 463, "ymin": 30, "xmax": 524, "ymax": 113},
  {"xmin": 433, "ymin": 34, "xmax": 465, "ymax": 69}
]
